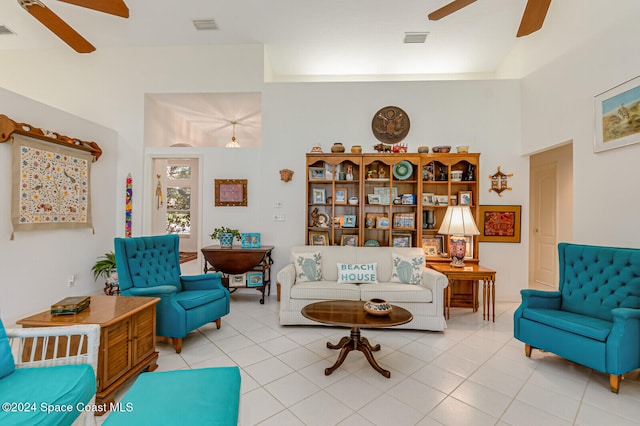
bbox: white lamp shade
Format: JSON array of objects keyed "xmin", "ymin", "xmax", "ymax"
[{"xmin": 438, "ymin": 205, "xmax": 480, "ymax": 236}]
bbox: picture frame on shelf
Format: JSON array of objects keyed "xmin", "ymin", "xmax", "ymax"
[
  {"xmin": 334, "ymin": 188, "xmax": 347, "ymax": 204},
  {"xmin": 594, "ymin": 75, "xmax": 640, "ymax": 153},
  {"xmin": 422, "ymin": 162, "xmax": 435, "ymax": 181},
  {"xmin": 343, "ymin": 215, "xmax": 356, "ymax": 228},
  {"xmin": 401, "ymin": 194, "xmax": 416, "ymax": 205},
  {"xmin": 312, "ymin": 188, "xmax": 326, "ymax": 204},
  {"xmin": 367, "ymin": 194, "xmax": 381, "ymax": 204},
  {"xmin": 477, "ymin": 205, "xmax": 522, "ymax": 243},
  {"xmin": 458, "ymin": 191, "xmax": 472, "ymax": 206},
  {"xmin": 392, "ymin": 233, "xmax": 412, "ymax": 247},
  {"xmin": 241, "ymin": 233, "xmax": 261, "ymax": 248},
  {"xmin": 422, "ymin": 235, "xmax": 444, "ymax": 255},
  {"xmin": 374, "ymin": 187, "xmax": 397, "ymax": 205},
  {"xmin": 214, "ymin": 179, "xmax": 247, "ymax": 207},
  {"xmin": 308, "ymin": 167, "xmax": 325, "ymax": 180},
  {"xmin": 422, "ymin": 193, "xmax": 435, "ymax": 206},
  {"xmin": 324, "ymin": 163, "xmax": 334, "ymax": 180},
  {"xmin": 423, "ymin": 245, "xmax": 437, "ymax": 256},
  {"xmin": 393, "ymin": 213, "xmax": 415, "ymax": 229},
  {"xmin": 376, "ymin": 216, "xmax": 390, "ymax": 229},
  {"xmin": 247, "ymin": 272, "xmax": 263, "ymax": 288},
  {"xmin": 435, "ymin": 195, "xmax": 449, "ymax": 206},
  {"xmin": 340, "ymin": 234, "xmax": 358, "ymax": 246},
  {"xmin": 309, "ymin": 230, "xmax": 330, "ymax": 246}
]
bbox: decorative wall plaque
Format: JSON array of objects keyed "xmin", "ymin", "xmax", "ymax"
[
  {"xmin": 488, "ymin": 166, "xmax": 513, "ymax": 196},
  {"xmin": 371, "ymin": 106, "xmax": 410, "ymax": 144}
]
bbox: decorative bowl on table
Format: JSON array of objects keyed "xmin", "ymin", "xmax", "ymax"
[
  {"xmin": 432, "ymin": 145, "xmax": 451, "ymax": 153},
  {"xmin": 364, "ymin": 298, "xmax": 393, "ymax": 316}
]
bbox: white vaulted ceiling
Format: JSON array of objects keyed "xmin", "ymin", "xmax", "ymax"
[{"xmin": 1, "ymin": 1, "xmax": 639, "ymax": 80}]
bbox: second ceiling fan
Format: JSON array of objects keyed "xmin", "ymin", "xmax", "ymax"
[
  {"xmin": 18, "ymin": 0, "xmax": 129, "ymax": 53},
  {"xmin": 428, "ymin": 0, "xmax": 552, "ymax": 37}
]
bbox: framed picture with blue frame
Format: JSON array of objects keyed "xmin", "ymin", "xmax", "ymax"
[
  {"xmin": 241, "ymin": 233, "xmax": 261, "ymax": 248},
  {"xmin": 247, "ymin": 272, "xmax": 263, "ymax": 288}
]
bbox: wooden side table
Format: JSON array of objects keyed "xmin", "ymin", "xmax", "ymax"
[
  {"xmin": 427, "ymin": 263, "xmax": 497, "ymax": 321},
  {"xmin": 201, "ymin": 245, "xmax": 274, "ymax": 304},
  {"xmin": 17, "ymin": 295, "xmax": 160, "ymax": 415}
]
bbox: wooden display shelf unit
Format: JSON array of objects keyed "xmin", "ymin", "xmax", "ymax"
[{"xmin": 305, "ymin": 152, "xmax": 480, "ymax": 256}]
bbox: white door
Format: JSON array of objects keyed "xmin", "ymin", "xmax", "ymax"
[{"xmin": 531, "ymin": 162, "xmax": 557, "ymax": 289}]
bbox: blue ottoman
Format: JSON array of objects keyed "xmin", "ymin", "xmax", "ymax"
[{"xmin": 104, "ymin": 367, "xmax": 241, "ymax": 425}]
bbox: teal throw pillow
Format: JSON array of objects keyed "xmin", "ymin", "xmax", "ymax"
[
  {"xmin": 390, "ymin": 253, "xmax": 424, "ymax": 285},
  {"xmin": 293, "ymin": 251, "xmax": 322, "ymax": 282}
]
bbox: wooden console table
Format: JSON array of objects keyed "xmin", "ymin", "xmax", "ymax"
[
  {"xmin": 17, "ymin": 295, "xmax": 159, "ymax": 415},
  {"xmin": 201, "ymin": 245, "xmax": 274, "ymax": 304},
  {"xmin": 428, "ymin": 263, "xmax": 497, "ymax": 322}
]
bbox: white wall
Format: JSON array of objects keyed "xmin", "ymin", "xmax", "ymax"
[
  {"xmin": 260, "ymin": 81, "xmax": 528, "ymax": 301},
  {"xmin": 0, "ymin": 45, "xmax": 529, "ymax": 324},
  {"xmin": 517, "ymin": 11, "xmax": 640, "ymax": 248},
  {"xmin": 0, "ymin": 87, "xmax": 118, "ymax": 322},
  {"xmin": 0, "ymin": 45, "xmax": 265, "ymax": 322}
]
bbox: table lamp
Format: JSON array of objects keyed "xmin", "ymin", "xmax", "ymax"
[{"xmin": 438, "ymin": 205, "xmax": 480, "ymax": 267}]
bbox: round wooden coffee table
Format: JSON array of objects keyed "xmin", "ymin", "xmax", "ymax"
[{"xmin": 301, "ymin": 300, "xmax": 412, "ymax": 378}]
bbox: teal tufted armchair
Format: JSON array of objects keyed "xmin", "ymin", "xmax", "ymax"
[
  {"xmin": 115, "ymin": 234, "xmax": 230, "ymax": 353},
  {"xmin": 514, "ymin": 242, "xmax": 640, "ymax": 393}
]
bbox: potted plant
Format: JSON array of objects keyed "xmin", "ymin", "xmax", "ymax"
[
  {"xmin": 210, "ymin": 227, "xmax": 241, "ymax": 248},
  {"xmin": 91, "ymin": 251, "xmax": 119, "ymax": 295}
]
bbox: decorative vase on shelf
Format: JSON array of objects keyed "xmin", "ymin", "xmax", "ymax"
[
  {"xmin": 364, "ymin": 298, "xmax": 393, "ymax": 316},
  {"xmin": 331, "ymin": 143, "xmax": 345, "ymax": 153},
  {"xmin": 424, "ymin": 210, "xmax": 436, "ymax": 229},
  {"xmin": 219, "ymin": 233, "xmax": 234, "ymax": 248}
]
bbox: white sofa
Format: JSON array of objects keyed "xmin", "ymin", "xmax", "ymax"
[{"xmin": 277, "ymin": 246, "xmax": 449, "ymax": 331}]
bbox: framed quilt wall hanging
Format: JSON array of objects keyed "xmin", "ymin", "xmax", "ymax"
[{"xmin": 11, "ymin": 135, "xmax": 93, "ymax": 237}]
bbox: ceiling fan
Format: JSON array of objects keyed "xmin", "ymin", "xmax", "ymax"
[
  {"xmin": 18, "ymin": 0, "xmax": 129, "ymax": 53},
  {"xmin": 428, "ymin": 0, "xmax": 551, "ymax": 37}
]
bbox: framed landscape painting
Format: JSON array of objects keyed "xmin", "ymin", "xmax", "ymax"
[
  {"xmin": 594, "ymin": 75, "xmax": 640, "ymax": 153},
  {"xmin": 478, "ymin": 205, "xmax": 521, "ymax": 243}
]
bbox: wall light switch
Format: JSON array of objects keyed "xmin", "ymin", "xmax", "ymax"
[
  {"xmin": 274, "ymin": 214, "xmax": 286, "ymax": 222},
  {"xmin": 273, "ymin": 201, "xmax": 283, "ymax": 208}
]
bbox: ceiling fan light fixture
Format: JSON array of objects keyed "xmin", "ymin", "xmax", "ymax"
[
  {"xmin": 193, "ymin": 19, "xmax": 218, "ymax": 31},
  {"xmin": 403, "ymin": 32, "xmax": 428, "ymax": 44}
]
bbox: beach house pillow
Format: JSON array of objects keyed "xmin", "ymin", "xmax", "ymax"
[
  {"xmin": 293, "ymin": 251, "xmax": 322, "ymax": 282},
  {"xmin": 0, "ymin": 318, "xmax": 15, "ymax": 380},
  {"xmin": 390, "ymin": 253, "xmax": 424, "ymax": 285},
  {"xmin": 337, "ymin": 263, "xmax": 378, "ymax": 284}
]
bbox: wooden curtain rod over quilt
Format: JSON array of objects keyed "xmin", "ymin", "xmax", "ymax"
[{"xmin": 0, "ymin": 114, "xmax": 102, "ymax": 161}]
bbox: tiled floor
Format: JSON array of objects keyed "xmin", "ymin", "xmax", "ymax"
[{"xmin": 98, "ymin": 279, "xmax": 640, "ymax": 425}]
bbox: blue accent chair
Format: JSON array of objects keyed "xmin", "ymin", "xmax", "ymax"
[
  {"xmin": 514, "ymin": 243, "xmax": 640, "ymax": 393},
  {"xmin": 115, "ymin": 234, "xmax": 230, "ymax": 353}
]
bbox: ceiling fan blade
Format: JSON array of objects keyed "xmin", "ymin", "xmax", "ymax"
[
  {"xmin": 517, "ymin": 0, "xmax": 551, "ymax": 37},
  {"xmin": 19, "ymin": 0, "xmax": 95, "ymax": 53},
  {"xmin": 58, "ymin": 0, "xmax": 129, "ymax": 18},
  {"xmin": 428, "ymin": 0, "xmax": 477, "ymax": 21}
]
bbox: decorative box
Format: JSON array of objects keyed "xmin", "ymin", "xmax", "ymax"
[
  {"xmin": 50, "ymin": 296, "xmax": 90, "ymax": 316},
  {"xmin": 247, "ymin": 272, "xmax": 263, "ymax": 288}
]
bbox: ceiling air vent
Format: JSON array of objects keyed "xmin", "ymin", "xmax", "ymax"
[
  {"xmin": 193, "ymin": 19, "xmax": 218, "ymax": 31},
  {"xmin": 403, "ymin": 32, "xmax": 428, "ymax": 44},
  {"xmin": 0, "ymin": 25, "xmax": 16, "ymax": 35}
]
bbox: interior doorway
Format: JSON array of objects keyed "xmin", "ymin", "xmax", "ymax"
[
  {"xmin": 145, "ymin": 154, "xmax": 202, "ymax": 274},
  {"xmin": 528, "ymin": 143, "xmax": 573, "ymax": 290}
]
